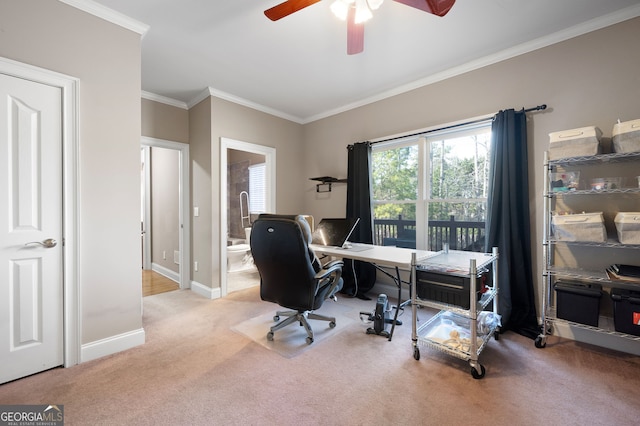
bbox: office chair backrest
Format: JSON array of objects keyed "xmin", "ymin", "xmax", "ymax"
[{"xmin": 251, "ymin": 215, "xmax": 323, "ymax": 312}]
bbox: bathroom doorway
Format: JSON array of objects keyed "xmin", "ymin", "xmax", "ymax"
[{"xmin": 220, "ymin": 138, "xmax": 275, "ymax": 296}]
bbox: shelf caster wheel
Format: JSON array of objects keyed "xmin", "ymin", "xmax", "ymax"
[
  {"xmin": 471, "ymin": 364, "xmax": 485, "ymax": 379},
  {"xmin": 267, "ymin": 331, "xmax": 274, "ymax": 341},
  {"xmin": 273, "ymin": 315, "xmax": 279, "ymax": 322},
  {"xmin": 413, "ymin": 347, "xmax": 420, "ymax": 360},
  {"xmin": 494, "ymin": 329, "xmax": 500, "ymax": 341},
  {"xmin": 329, "ymin": 321, "xmax": 336, "ymax": 329},
  {"xmin": 535, "ymin": 336, "xmax": 547, "ymax": 349},
  {"xmin": 306, "ymin": 336, "xmax": 314, "ymax": 345}
]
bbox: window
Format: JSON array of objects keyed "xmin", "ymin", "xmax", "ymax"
[
  {"xmin": 372, "ymin": 121, "xmax": 491, "ymax": 251},
  {"xmin": 249, "ymin": 163, "xmax": 266, "ymax": 214}
]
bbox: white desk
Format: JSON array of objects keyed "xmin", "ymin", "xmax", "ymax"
[
  {"xmin": 310, "ymin": 243, "xmax": 436, "ymax": 270},
  {"xmin": 310, "ymin": 243, "xmax": 438, "ymax": 340}
]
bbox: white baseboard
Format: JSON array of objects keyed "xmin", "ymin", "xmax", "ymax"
[
  {"xmin": 151, "ymin": 262, "xmax": 179, "ymax": 283},
  {"xmin": 191, "ymin": 280, "xmax": 221, "ymax": 299},
  {"xmin": 81, "ymin": 328, "xmax": 145, "ymax": 363}
]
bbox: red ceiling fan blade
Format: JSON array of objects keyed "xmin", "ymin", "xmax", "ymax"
[
  {"xmin": 347, "ymin": 7, "xmax": 365, "ymax": 55},
  {"xmin": 393, "ymin": 0, "xmax": 456, "ymax": 17},
  {"xmin": 264, "ymin": 0, "xmax": 322, "ymax": 21}
]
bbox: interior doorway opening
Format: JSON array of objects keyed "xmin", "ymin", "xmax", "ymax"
[
  {"xmin": 141, "ymin": 137, "xmax": 190, "ymax": 293},
  {"xmin": 220, "ymin": 138, "xmax": 276, "ymax": 296}
]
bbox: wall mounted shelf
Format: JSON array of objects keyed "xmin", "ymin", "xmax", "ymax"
[{"xmin": 310, "ymin": 176, "xmax": 347, "ymax": 193}]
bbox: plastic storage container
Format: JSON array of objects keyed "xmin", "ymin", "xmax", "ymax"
[
  {"xmin": 614, "ymin": 212, "xmax": 640, "ymax": 244},
  {"xmin": 548, "ymin": 126, "xmax": 602, "ymax": 160},
  {"xmin": 554, "ymin": 281, "xmax": 602, "ymax": 326},
  {"xmin": 551, "ymin": 212, "xmax": 607, "ymax": 242},
  {"xmin": 610, "ymin": 288, "xmax": 640, "ymax": 336},
  {"xmin": 415, "ymin": 268, "xmax": 489, "ymax": 309},
  {"xmin": 550, "ymin": 171, "xmax": 580, "ymax": 192},
  {"xmin": 612, "ymin": 119, "xmax": 640, "ymax": 153}
]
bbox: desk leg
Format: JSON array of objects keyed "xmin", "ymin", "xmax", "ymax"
[{"xmin": 388, "ymin": 266, "xmax": 403, "ymax": 341}]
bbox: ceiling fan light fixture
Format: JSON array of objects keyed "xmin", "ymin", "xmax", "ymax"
[
  {"xmin": 354, "ymin": 0, "xmax": 373, "ymax": 23},
  {"xmin": 330, "ymin": 0, "xmax": 350, "ymax": 20}
]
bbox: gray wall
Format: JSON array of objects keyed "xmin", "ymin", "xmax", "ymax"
[{"xmin": 0, "ymin": 1, "xmax": 143, "ymax": 346}]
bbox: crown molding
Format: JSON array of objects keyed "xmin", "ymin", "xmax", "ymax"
[
  {"xmin": 188, "ymin": 87, "xmax": 304, "ymax": 124},
  {"xmin": 141, "ymin": 91, "xmax": 188, "ymax": 110},
  {"xmin": 58, "ymin": 0, "xmax": 149, "ymax": 36}
]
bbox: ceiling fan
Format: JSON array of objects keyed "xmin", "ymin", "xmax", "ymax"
[{"xmin": 264, "ymin": 0, "xmax": 456, "ymax": 55}]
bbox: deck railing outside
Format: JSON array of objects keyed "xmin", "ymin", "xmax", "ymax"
[{"xmin": 374, "ymin": 215, "xmax": 485, "ymax": 252}]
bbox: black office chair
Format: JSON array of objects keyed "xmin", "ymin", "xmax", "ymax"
[{"xmin": 250, "ymin": 214, "xmax": 344, "ymax": 344}]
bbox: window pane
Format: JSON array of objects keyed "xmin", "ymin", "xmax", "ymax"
[
  {"xmin": 427, "ymin": 201, "xmax": 486, "ymax": 222},
  {"xmin": 372, "ymin": 145, "xmax": 418, "ymax": 201},
  {"xmin": 249, "ymin": 163, "xmax": 266, "ymax": 213},
  {"xmin": 427, "ymin": 201, "xmax": 486, "ymax": 251},
  {"xmin": 372, "ymin": 203, "xmax": 416, "ymax": 248},
  {"xmin": 429, "ymin": 133, "xmax": 491, "ymax": 199}
]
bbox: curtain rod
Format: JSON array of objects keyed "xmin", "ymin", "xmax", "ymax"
[{"xmin": 352, "ymin": 104, "xmax": 548, "ymax": 147}]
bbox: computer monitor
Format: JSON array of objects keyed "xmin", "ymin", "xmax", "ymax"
[{"xmin": 311, "ymin": 217, "xmax": 360, "ymax": 248}]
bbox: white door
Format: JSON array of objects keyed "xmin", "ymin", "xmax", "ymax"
[{"xmin": 0, "ymin": 73, "xmax": 63, "ymax": 384}]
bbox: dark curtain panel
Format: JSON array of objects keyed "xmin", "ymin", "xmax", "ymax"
[
  {"xmin": 343, "ymin": 142, "xmax": 376, "ymax": 298},
  {"xmin": 486, "ymin": 109, "xmax": 540, "ymax": 339}
]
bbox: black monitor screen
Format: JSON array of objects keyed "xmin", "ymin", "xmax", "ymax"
[{"xmin": 311, "ymin": 218, "xmax": 360, "ymax": 247}]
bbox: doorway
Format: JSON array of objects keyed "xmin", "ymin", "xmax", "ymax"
[
  {"xmin": 141, "ymin": 137, "xmax": 190, "ymax": 291},
  {"xmin": 220, "ymin": 138, "xmax": 276, "ymax": 296}
]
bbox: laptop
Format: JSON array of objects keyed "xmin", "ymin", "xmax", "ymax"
[{"xmin": 311, "ymin": 218, "xmax": 360, "ymax": 248}]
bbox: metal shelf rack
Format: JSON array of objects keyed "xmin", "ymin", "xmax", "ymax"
[
  {"xmin": 538, "ymin": 150, "xmax": 640, "ymax": 348},
  {"xmin": 411, "ymin": 248, "xmax": 499, "ymax": 379}
]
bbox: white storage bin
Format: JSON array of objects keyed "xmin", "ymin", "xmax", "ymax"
[
  {"xmin": 612, "ymin": 119, "xmax": 640, "ymax": 153},
  {"xmin": 552, "ymin": 212, "xmax": 607, "ymax": 242},
  {"xmin": 548, "ymin": 126, "xmax": 602, "ymax": 160},
  {"xmin": 614, "ymin": 212, "xmax": 640, "ymax": 244}
]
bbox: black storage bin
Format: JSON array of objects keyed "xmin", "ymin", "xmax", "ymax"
[
  {"xmin": 610, "ymin": 288, "xmax": 640, "ymax": 337},
  {"xmin": 553, "ymin": 281, "xmax": 602, "ymax": 326},
  {"xmin": 416, "ymin": 269, "xmax": 488, "ymax": 309}
]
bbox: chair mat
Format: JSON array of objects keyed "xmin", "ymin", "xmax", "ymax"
[{"xmin": 232, "ymin": 302, "xmax": 355, "ymax": 358}]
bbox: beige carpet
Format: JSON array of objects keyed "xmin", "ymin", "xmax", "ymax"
[
  {"xmin": 1, "ymin": 286, "xmax": 639, "ymax": 425},
  {"xmin": 232, "ymin": 301, "xmax": 356, "ymax": 358}
]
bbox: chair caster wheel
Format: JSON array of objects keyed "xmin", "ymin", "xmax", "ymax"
[
  {"xmin": 306, "ymin": 336, "xmax": 314, "ymax": 345},
  {"xmin": 273, "ymin": 315, "xmax": 280, "ymax": 322},
  {"xmin": 329, "ymin": 321, "xmax": 336, "ymax": 328},
  {"xmin": 267, "ymin": 332, "xmax": 274, "ymax": 341}
]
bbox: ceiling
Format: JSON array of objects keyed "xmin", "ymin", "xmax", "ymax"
[{"xmin": 89, "ymin": 0, "xmax": 640, "ymax": 123}]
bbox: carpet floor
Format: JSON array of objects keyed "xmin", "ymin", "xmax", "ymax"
[{"xmin": 1, "ymin": 286, "xmax": 639, "ymax": 425}]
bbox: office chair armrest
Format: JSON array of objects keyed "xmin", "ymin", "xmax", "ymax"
[
  {"xmin": 321, "ymin": 259, "xmax": 344, "ymax": 271},
  {"xmin": 315, "ymin": 260, "xmax": 343, "ymax": 300},
  {"xmin": 314, "ymin": 260, "xmax": 343, "ymax": 281}
]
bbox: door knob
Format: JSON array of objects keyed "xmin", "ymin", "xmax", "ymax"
[{"xmin": 25, "ymin": 238, "xmax": 57, "ymax": 248}]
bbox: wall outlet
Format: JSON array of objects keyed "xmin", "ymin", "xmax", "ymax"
[
  {"xmin": 162, "ymin": 250, "xmax": 166, "ymax": 260},
  {"xmin": 194, "ymin": 261, "xmax": 199, "ymax": 272},
  {"xmin": 194, "ymin": 206, "xmax": 199, "ymax": 217},
  {"xmin": 174, "ymin": 250, "xmax": 180, "ymax": 264}
]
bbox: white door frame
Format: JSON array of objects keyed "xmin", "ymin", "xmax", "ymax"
[
  {"xmin": 220, "ymin": 137, "xmax": 276, "ymax": 296},
  {"xmin": 0, "ymin": 57, "xmax": 80, "ymax": 367},
  {"xmin": 141, "ymin": 136, "xmax": 191, "ymax": 289}
]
